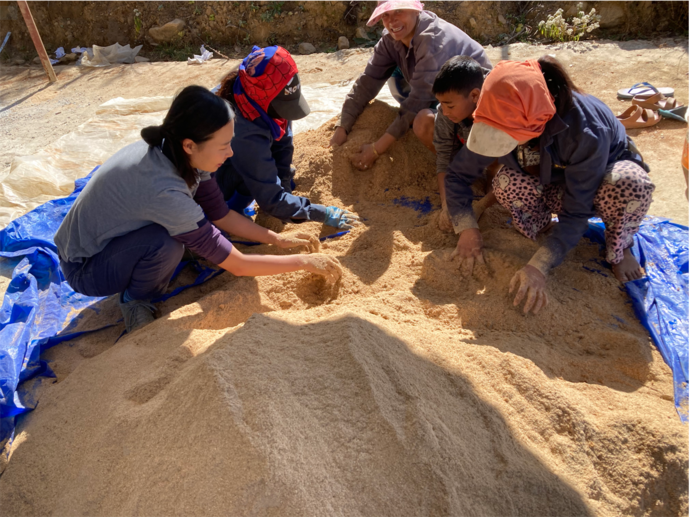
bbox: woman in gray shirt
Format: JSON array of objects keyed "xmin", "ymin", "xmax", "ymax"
[{"xmin": 56, "ymin": 86, "xmax": 341, "ymax": 333}]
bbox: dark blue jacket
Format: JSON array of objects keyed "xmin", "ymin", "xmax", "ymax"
[
  {"xmin": 215, "ymin": 111, "xmax": 327, "ymax": 223},
  {"xmin": 446, "ymin": 92, "xmax": 644, "ymax": 272}
]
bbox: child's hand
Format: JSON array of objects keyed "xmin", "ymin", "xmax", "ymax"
[
  {"xmin": 509, "ymin": 265, "xmax": 549, "ymax": 314},
  {"xmin": 450, "ymin": 228, "xmax": 484, "ymax": 276},
  {"xmin": 438, "ymin": 208, "xmax": 453, "ymax": 233},
  {"xmin": 274, "ymin": 232, "xmax": 320, "ymax": 253},
  {"xmin": 351, "ymin": 144, "xmax": 378, "ymax": 171},
  {"xmin": 330, "ymin": 127, "xmax": 348, "ymax": 147}
]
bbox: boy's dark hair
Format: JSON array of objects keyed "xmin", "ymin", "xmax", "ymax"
[
  {"xmin": 537, "ymin": 55, "xmax": 582, "ymax": 117},
  {"xmin": 141, "ymin": 85, "xmax": 234, "ymax": 188},
  {"xmin": 432, "ymin": 56, "xmax": 484, "ymax": 96}
]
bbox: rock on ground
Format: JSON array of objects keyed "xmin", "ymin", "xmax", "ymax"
[
  {"xmin": 355, "ymin": 27, "xmax": 370, "ymax": 40},
  {"xmin": 148, "ymin": 18, "xmax": 185, "ymax": 44},
  {"xmin": 598, "ymin": 3, "xmax": 626, "ymax": 29},
  {"xmin": 298, "ymin": 42, "xmax": 316, "ymax": 55},
  {"xmin": 58, "ymin": 53, "xmax": 78, "ymax": 64}
]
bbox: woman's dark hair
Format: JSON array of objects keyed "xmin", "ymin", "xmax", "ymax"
[
  {"xmin": 141, "ymin": 85, "xmax": 234, "ymax": 187},
  {"xmin": 432, "ymin": 56, "xmax": 485, "ymax": 97},
  {"xmin": 216, "ymin": 66, "xmax": 240, "ymax": 106},
  {"xmin": 537, "ymin": 55, "xmax": 582, "ymax": 117}
]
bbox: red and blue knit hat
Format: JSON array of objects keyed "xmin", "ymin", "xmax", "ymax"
[{"xmin": 233, "ymin": 45, "xmax": 310, "ymax": 140}]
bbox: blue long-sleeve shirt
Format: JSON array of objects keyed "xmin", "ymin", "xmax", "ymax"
[
  {"xmin": 445, "ymin": 92, "xmax": 644, "ymax": 273},
  {"xmin": 215, "ymin": 111, "xmax": 328, "ymax": 224}
]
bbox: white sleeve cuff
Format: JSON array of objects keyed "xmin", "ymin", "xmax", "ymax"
[{"xmin": 450, "ymin": 211, "xmax": 479, "ymax": 235}]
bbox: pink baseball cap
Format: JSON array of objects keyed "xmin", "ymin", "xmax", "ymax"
[{"xmin": 367, "ymin": 0, "xmax": 425, "ymax": 27}]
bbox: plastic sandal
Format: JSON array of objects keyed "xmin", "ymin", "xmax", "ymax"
[
  {"xmin": 617, "ymin": 82, "xmax": 675, "ymax": 100},
  {"xmin": 617, "ymin": 106, "xmax": 642, "ymax": 128},
  {"xmin": 632, "ymin": 92, "xmax": 682, "ymax": 111},
  {"xmin": 616, "ymin": 105, "xmax": 660, "ymax": 129},
  {"xmin": 659, "ymin": 105, "xmax": 688, "ymax": 123}
]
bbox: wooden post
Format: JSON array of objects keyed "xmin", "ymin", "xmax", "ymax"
[{"xmin": 16, "ymin": 1, "xmax": 57, "ymax": 83}]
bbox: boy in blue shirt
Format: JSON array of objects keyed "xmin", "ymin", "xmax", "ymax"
[{"xmin": 432, "ymin": 56, "xmax": 499, "ymax": 232}]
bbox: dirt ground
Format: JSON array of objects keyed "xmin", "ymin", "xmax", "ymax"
[
  {"xmin": 1, "ymin": 38, "xmax": 688, "ymax": 224},
  {"xmin": 2, "ymin": 1, "xmax": 686, "ymax": 56},
  {"xmin": 0, "ymin": 39, "xmax": 688, "ymax": 516}
]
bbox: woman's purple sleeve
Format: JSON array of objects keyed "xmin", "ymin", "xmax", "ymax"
[
  {"xmin": 173, "ymin": 219, "xmax": 233, "ymax": 265},
  {"xmin": 194, "ymin": 177, "xmax": 230, "ymax": 222}
]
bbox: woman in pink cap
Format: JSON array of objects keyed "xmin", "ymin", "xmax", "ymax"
[
  {"xmin": 444, "ymin": 56, "xmax": 653, "ymax": 314},
  {"xmin": 330, "ymin": 1, "xmax": 491, "ymax": 171}
]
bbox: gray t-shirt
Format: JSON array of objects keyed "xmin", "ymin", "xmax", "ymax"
[
  {"xmin": 433, "ymin": 67, "xmax": 491, "ymax": 175},
  {"xmin": 434, "ymin": 109, "xmax": 473, "ymax": 175},
  {"xmin": 337, "ymin": 11, "xmax": 491, "ymax": 140},
  {"xmin": 55, "ymin": 140, "xmax": 207, "ymax": 262}
]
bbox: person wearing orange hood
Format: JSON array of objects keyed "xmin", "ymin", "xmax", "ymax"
[{"xmin": 445, "ymin": 56, "xmax": 654, "ymax": 314}]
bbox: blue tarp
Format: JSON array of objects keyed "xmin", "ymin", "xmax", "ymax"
[
  {"xmin": 586, "ymin": 217, "xmax": 689, "ymax": 421},
  {"xmin": 0, "ymin": 171, "xmax": 101, "ymax": 450},
  {"xmin": 0, "ymin": 169, "xmax": 223, "ymax": 453}
]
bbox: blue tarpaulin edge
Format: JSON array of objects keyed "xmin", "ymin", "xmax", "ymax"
[{"xmin": 585, "ymin": 217, "xmax": 689, "ymax": 421}]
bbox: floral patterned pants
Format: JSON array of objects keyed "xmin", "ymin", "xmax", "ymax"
[{"xmin": 492, "ymin": 160, "xmax": 655, "ymax": 264}]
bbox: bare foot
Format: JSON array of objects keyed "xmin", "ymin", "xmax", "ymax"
[{"xmin": 612, "ymin": 248, "xmax": 645, "ymax": 283}]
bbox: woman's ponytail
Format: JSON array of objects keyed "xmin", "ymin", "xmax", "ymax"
[
  {"xmin": 141, "ymin": 125, "xmax": 165, "ymax": 147},
  {"xmin": 538, "ymin": 55, "xmax": 582, "ymax": 117}
]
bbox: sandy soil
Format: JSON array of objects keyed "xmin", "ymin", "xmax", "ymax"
[{"xmin": 0, "ymin": 39, "xmax": 688, "ymax": 516}]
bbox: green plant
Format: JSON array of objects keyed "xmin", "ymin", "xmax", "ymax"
[
  {"xmin": 353, "ymin": 37, "xmax": 377, "ymax": 48},
  {"xmin": 260, "ymin": 2, "xmax": 284, "ymax": 22},
  {"xmin": 537, "ymin": 3, "xmax": 601, "ymax": 42},
  {"xmin": 133, "ymin": 9, "xmax": 143, "ymax": 36},
  {"xmin": 156, "ymin": 43, "xmax": 196, "ymax": 61},
  {"xmin": 209, "ymin": 14, "xmax": 215, "ymax": 21},
  {"xmin": 158, "ymin": 4, "xmax": 163, "ymax": 11},
  {"xmin": 496, "ymin": 11, "xmax": 532, "ymax": 45}
]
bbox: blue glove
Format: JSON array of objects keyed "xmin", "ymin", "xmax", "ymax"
[{"xmin": 324, "ymin": 206, "xmax": 360, "ymax": 229}]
